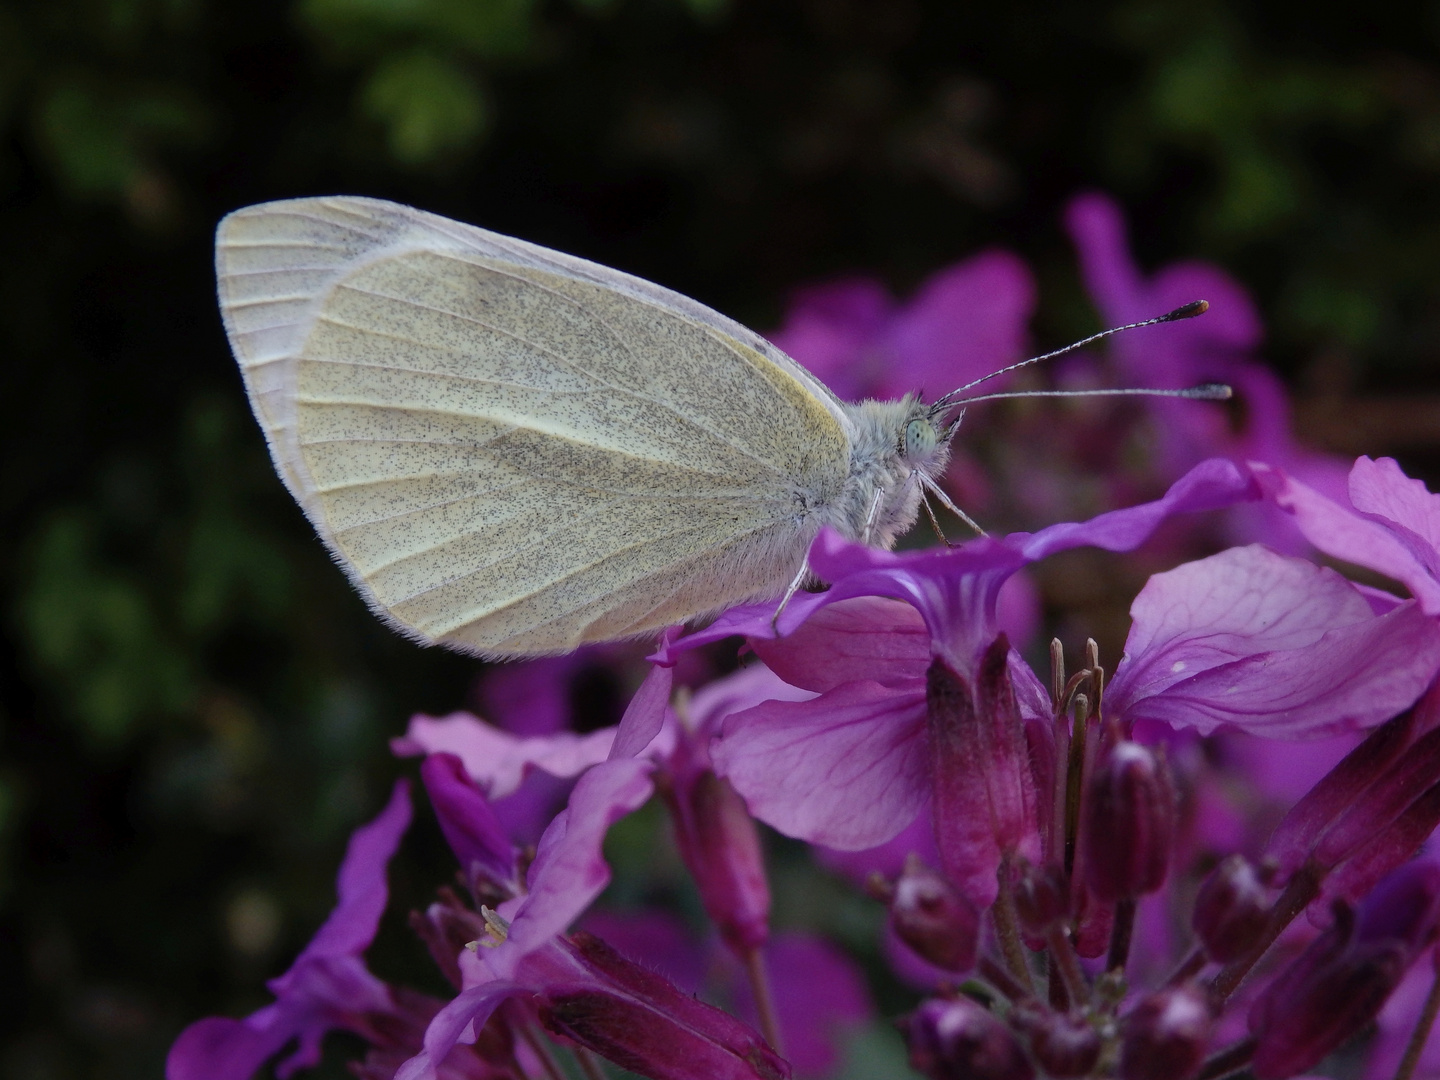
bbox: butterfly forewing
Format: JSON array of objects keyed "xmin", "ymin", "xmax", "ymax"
[{"xmin": 216, "ymin": 197, "xmax": 853, "ymax": 656}]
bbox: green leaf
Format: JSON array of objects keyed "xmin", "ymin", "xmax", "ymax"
[{"xmin": 361, "ymin": 51, "xmax": 489, "ymax": 164}]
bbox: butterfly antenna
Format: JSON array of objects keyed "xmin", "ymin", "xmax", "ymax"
[
  {"xmin": 929, "ymin": 300, "xmax": 1210, "ymax": 414},
  {"xmin": 951, "ymin": 382, "xmax": 1232, "ymax": 408}
]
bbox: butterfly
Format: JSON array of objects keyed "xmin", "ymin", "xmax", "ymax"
[{"xmin": 216, "ymin": 196, "xmax": 1215, "ymax": 658}]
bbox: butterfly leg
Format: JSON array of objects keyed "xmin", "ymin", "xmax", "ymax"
[
  {"xmin": 770, "ymin": 558, "xmax": 812, "ymax": 636},
  {"xmin": 920, "ymin": 473, "xmax": 986, "ymax": 537},
  {"xmin": 918, "ymin": 477, "xmax": 954, "ymax": 547},
  {"xmin": 860, "ymin": 486, "xmax": 887, "ymax": 545}
]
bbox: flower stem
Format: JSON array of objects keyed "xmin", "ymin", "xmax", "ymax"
[
  {"xmin": 1065, "ymin": 696, "xmax": 1091, "ymax": 878},
  {"xmin": 744, "ymin": 945, "xmax": 784, "ymax": 1054},
  {"xmin": 1211, "ymin": 863, "xmax": 1322, "ymax": 1002},
  {"xmin": 511, "ymin": 1010, "xmax": 569, "ymax": 1080},
  {"xmin": 979, "ymin": 954, "xmax": 1032, "ymax": 1002},
  {"xmin": 1393, "ymin": 964, "xmax": 1440, "ymax": 1080},
  {"xmin": 1106, "ymin": 898, "xmax": 1137, "ymax": 973},
  {"xmin": 1162, "ymin": 945, "xmax": 1209, "ymax": 989},
  {"xmin": 994, "ymin": 865, "xmax": 1036, "ymax": 995},
  {"xmin": 1046, "ymin": 925, "xmax": 1089, "ymax": 1008}
]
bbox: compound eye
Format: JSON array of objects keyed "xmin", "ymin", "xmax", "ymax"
[{"xmin": 904, "ymin": 418, "xmax": 937, "ymax": 459}]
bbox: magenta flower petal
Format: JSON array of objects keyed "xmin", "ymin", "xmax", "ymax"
[
  {"xmin": 1065, "ymin": 192, "xmax": 1147, "ymax": 325},
  {"xmin": 1255, "ymin": 459, "xmax": 1440, "ymax": 615},
  {"xmin": 1065, "ymin": 192, "xmax": 1263, "ymax": 381},
  {"xmin": 769, "ymin": 277, "xmax": 894, "ymax": 402},
  {"xmin": 1107, "ymin": 545, "xmax": 1440, "ymax": 737},
  {"xmin": 393, "ymin": 712, "xmax": 616, "ymax": 797},
  {"xmin": 1350, "ymin": 456, "xmax": 1440, "ymax": 571},
  {"xmin": 750, "ymin": 596, "xmax": 930, "ymax": 692},
  {"xmin": 392, "ymin": 981, "xmax": 521, "ymax": 1080},
  {"xmin": 169, "ymin": 1015, "xmax": 302, "ymax": 1080},
  {"xmin": 760, "ymin": 935, "xmax": 872, "ymax": 1078},
  {"xmin": 1017, "ymin": 457, "xmax": 1259, "ymax": 561},
  {"xmin": 713, "ymin": 680, "xmax": 930, "ymax": 849},
  {"xmin": 815, "ymin": 804, "xmax": 939, "ymax": 885},
  {"xmin": 478, "ymin": 654, "xmax": 589, "ymax": 736},
  {"xmin": 419, "ymin": 754, "xmax": 518, "ymax": 896},
  {"xmin": 286, "ymin": 780, "xmax": 413, "ymax": 969},
  {"xmin": 610, "ymin": 660, "xmax": 674, "ymax": 760},
  {"xmin": 686, "ymin": 663, "xmax": 816, "ymax": 738},
  {"xmin": 878, "ymin": 249, "xmax": 1035, "ymax": 400},
  {"xmin": 167, "ymin": 781, "xmax": 412, "ymax": 1080},
  {"xmin": 492, "ymin": 757, "xmax": 658, "ymax": 973}
]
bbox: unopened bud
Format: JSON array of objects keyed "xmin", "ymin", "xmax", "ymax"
[
  {"xmin": 1014, "ymin": 861, "xmax": 1070, "ymax": 935},
  {"xmin": 1011, "ymin": 1002, "xmax": 1100, "ymax": 1078},
  {"xmin": 549, "ymin": 932, "xmax": 789, "ymax": 1080},
  {"xmin": 670, "ymin": 770, "xmax": 771, "ymax": 955},
  {"xmin": 1193, "ymin": 855, "xmax": 1270, "ymax": 963},
  {"xmin": 1083, "ymin": 742, "xmax": 1177, "ymax": 902},
  {"xmin": 890, "ymin": 855, "xmax": 980, "ymax": 973},
  {"xmin": 1119, "ymin": 986, "xmax": 1212, "ymax": 1080},
  {"xmin": 903, "ymin": 998, "xmax": 1035, "ymax": 1080},
  {"xmin": 1250, "ymin": 862, "xmax": 1440, "ymax": 1079}
]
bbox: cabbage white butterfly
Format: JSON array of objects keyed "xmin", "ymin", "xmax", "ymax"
[{"xmin": 216, "ymin": 196, "xmax": 1217, "ymax": 658}]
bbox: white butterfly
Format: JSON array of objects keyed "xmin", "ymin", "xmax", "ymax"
[{"xmin": 216, "ymin": 196, "xmax": 1213, "ymax": 658}]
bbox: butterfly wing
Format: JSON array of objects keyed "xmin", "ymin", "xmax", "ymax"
[{"xmin": 216, "ymin": 196, "xmax": 853, "ymax": 656}]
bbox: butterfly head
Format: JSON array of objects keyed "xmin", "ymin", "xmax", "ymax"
[{"xmin": 894, "ymin": 397, "xmax": 957, "ymax": 475}]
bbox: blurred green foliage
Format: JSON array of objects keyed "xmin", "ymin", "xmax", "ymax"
[{"xmin": 3, "ymin": 0, "xmax": 1440, "ymax": 1076}]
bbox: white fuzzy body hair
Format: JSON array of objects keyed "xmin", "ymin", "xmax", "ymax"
[{"xmin": 824, "ymin": 395, "xmax": 953, "ymax": 547}]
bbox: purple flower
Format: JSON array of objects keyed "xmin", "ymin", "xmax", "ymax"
[
  {"xmin": 1249, "ymin": 861, "xmax": 1440, "ymax": 1078},
  {"xmin": 1104, "ymin": 544, "xmax": 1440, "ymax": 740},
  {"xmin": 393, "ymin": 713, "xmax": 617, "ymax": 799},
  {"xmin": 167, "ymin": 782, "xmax": 415, "ymax": 1080},
  {"xmin": 1066, "ymin": 192, "xmax": 1350, "ymax": 550},
  {"xmin": 1262, "ymin": 680, "xmax": 1440, "ymax": 909},
  {"xmin": 657, "ymin": 459, "xmax": 1259, "ymax": 871},
  {"xmin": 1256, "ymin": 455, "xmax": 1440, "ymax": 616},
  {"xmin": 583, "ymin": 913, "xmax": 873, "ymax": 1079},
  {"xmin": 770, "ymin": 252, "xmax": 1035, "ymax": 404},
  {"xmin": 396, "ymin": 663, "xmax": 798, "ymax": 1079},
  {"xmin": 419, "ymin": 754, "xmax": 519, "ymax": 905},
  {"xmin": 903, "ymin": 997, "xmax": 1035, "ymax": 1080},
  {"xmin": 659, "ymin": 666, "xmax": 812, "ymax": 957}
]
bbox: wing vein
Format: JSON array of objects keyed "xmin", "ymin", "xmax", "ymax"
[{"xmin": 329, "ymin": 263, "xmax": 809, "ymax": 472}]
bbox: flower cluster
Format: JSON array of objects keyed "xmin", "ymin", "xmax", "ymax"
[{"xmin": 169, "ymin": 199, "xmax": 1440, "ymax": 1080}]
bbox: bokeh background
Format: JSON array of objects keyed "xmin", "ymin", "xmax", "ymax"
[{"xmin": 5, "ymin": 1, "xmax": 1440, "ymax": 1077}]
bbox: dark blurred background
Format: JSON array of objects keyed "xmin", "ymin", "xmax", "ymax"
[{"xmin": 4, "ymin": 1, "xmax": 1440, "ymax": 1076}]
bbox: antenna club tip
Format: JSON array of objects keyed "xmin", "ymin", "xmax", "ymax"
[
  {"xmin": 1192, "ymin": 382, "xmax": 1233, "ymax": 400},
  {"xmin": 1164, "ymin": 300, "xmax": 1209, "ymax": 321}
]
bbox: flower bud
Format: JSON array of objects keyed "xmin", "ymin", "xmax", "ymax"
[
  {"xmin": 1250, "ymin": 861, "xmax": 1440, "ymax": 1079},
  {"xmin": 1193, "ymin": 855, "xmax": 1270, "ymax": 963},
  {"xmin": 1014, "ymin": 861, "xmax": 1070, "ymax": 935},
  {"xmin": 888, "ymin": 855, "xmax": 980, "ymax": 973},
  {"xmin": 927, "ymin": 639, "xmax": 1042, "ymax": 908},
  {"xmin": 669, "ymin": 770, "xmax": 771, "ymax": 955},
  {"xmin": 1011, "ymin": 1003, "xmax": 1101, "ymax": 1078},
  {"xmin": 546, "ymin": 932, "xmax": 789, "ymax": 1080},
  {"xmin": 903, "ymin": 998, "xmax": 1034, "ymax": 1080},
  {"xmin": 1119, "ymin": 986, "xmax": 1212, "ymax": 1080},
  {"xmin": 543, "ymin": 990, "xmax": 789, "ymax": 1080},
  {"xmin": 1083, "ymin": 741, "xmax": 1177, "ymax": 902}
]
